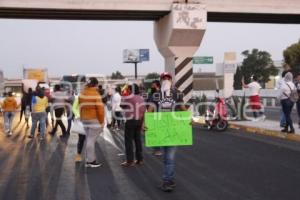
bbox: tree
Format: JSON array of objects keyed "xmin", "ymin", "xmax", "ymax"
[
  {"xmin": 111, "ymin": 71, "xmax": 125, "ymax": 79},
  {"xmin": 145, "ymin": 72, "xmax": 160, "ymax": 80},
  {"xmin": 283, "ymin": 40, "xmax": 300, "ymax": 73},
  {"xmin": 233, "ymin": 49, "xmax": 278, "ymax": 88},
  {"xmin": 233, "ymin": 66, "xmax": 243, "ymax": 90}
]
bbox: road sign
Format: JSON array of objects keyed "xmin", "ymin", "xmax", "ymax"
[
  {"xmin": 139, "ymin": 49, "xmax": 150, "ymax": 62},
  {"xmin": 193, "ymin": 56, "xmax": 213, "ymax": 64},
  {"xmin": 123, "ymin": 49, "xmax": 150, "ymax": 63}
]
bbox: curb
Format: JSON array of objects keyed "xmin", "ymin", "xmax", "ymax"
[{"xmin": 229, "ymin": 123, "xmax": 300, "ymax": 143}]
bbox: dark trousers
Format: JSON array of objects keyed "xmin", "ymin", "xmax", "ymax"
[
  {"xmin": 112, "ymin": 111, "xmax": 122, "ymax": 127},
  {"xmin": 297, "ymin": 100, "xmax": 300, "ymax": 124},
  {"xmin": 281, "ymin": 99, "xmax": 294, "ymax": 130},
  {"xmin": 20, "ymin": 107, "xmax": 25, "ymax": 121},
  {"xmin": 124, "ymin": 119, "xmax": 143, "ymax": 162},
  {"xmin": 66, "ymin": 109, "xmax": 74, "ymax": 134},
  {"xmin": 253, "ymin": 111, "xmax": 264, "ymax": 118},
  {"xmin": 77, "ymin": 134, "xmax": 86, "ymax": 154},
  {"xmin": 52, "ymin": 108, "xmax": 66, "ymax": 135}
]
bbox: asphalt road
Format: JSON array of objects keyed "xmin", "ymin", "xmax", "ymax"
[{"xmin": 0, "ymin": 118, "xmax": 300, "ymax": 200}]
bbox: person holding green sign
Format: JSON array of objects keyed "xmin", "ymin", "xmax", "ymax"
[{"xmin": 147, "ymin": 72, "xmax": 187, "ymax": 192}]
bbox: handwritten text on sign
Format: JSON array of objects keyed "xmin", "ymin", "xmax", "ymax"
[{"xmin": 145, "ymin": 111, "xmax": 193, "ymax": 147}]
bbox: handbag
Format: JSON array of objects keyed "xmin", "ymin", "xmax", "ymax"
[
  {"xmin": 285, "ymin": 83, "xmax": 299, "ymax": 103},
  {"xmin": 71, "ymin": 119, "xmax": 85, "ymax": 135}
]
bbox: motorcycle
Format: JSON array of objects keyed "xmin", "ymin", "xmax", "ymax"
[{"xmin": 205, "ymin": 96, "xmax": 228, "ymax": 131}]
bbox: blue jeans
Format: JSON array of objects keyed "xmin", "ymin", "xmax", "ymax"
[
  {"xmin": 281, "ymin": 99, "xmax": 294, "ymax": 130},
  {"xmin": 162, "ymin": 146, "xmax": 177, "ymax": 182},
  {"xmin": 280, "ymin": 109, "xmax": 286, "ymax": 126},
  {"xmin": 4, "ymin": 112, "xmax": 15, "ymax": 132},
  {"xmin": 31, "ymin": 112, "xmax": 47, "ymax": 137},
  {"xmin": 296, "ymin": 101, "xmax": 300, "ymax": 124}
]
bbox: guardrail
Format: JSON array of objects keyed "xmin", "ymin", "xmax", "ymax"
[{"xmin": 193, "ymin": 89, "xmax": 281, "ymax": 107}]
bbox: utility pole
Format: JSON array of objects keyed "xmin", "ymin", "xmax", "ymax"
[{"xmin": 134, "ymin": 62, "xmax": 138, "ymax": 80}]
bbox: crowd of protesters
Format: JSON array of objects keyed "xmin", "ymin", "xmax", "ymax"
[
  {"xmin": 1, "ymin": 66, "xmax": 300, "ymax": 194},
  {"xmin": 5, "ymin": 66, "xmax": 300, "ymax": 192},
  {"xmin": 0, "ymin": 72, "xmax": 188, "ymax": 192}
]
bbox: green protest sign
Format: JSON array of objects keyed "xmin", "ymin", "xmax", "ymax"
[{"xmin": 145, "ymin": 111, "xmax": 193, "ymax": 147}]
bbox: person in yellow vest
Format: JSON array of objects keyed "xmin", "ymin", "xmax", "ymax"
[
  {"xmin": 72, "ymin": 96, "xmax": 86, "ymax": 162},
  {"xmin": 28, "ymin": 88, "xmax": 48, "ymax": 140},
  {"xmin": 2, "ymin": 92, "xmax": 18, "ymax": 136}
]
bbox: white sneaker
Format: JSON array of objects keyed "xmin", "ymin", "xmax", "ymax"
[{"xmin": 86, "ymin": 161, "xmax": 102, "ymax": 168}]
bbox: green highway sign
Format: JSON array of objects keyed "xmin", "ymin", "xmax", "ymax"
[{"xmin": 193, "ymin": 56, "xmax": 213, "ymax": 64}]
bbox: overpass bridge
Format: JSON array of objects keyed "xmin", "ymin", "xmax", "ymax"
[
  {"xmin": 1, "ymin": 0, "xmax": 299, "ymax": 102},
  {"xmin": 0, "ymin": 0, "xmax": 300, "ymax": 23}
]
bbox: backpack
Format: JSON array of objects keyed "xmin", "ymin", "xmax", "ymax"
[{"xmin": 286, "ymin": 83, "xmax": 299, "ymax": 103}]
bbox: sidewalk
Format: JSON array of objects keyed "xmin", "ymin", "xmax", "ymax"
[{"xmin": 230, "ymin": 120, "xmax": 300, "ymax": 143}]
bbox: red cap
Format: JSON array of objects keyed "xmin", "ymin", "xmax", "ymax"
[{"xmin": 160, "ymin": 72, "xmax": 172, "ymax": 80}]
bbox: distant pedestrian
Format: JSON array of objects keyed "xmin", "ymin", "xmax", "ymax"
[
  {"xmin": 20, "ymin": 88, "xmax": 33, "ymax": 128},
  {"xmin": 242, "ymin": 76, "xmax": 264, "ymax": 119},
  {"xmin": 49, "ymin": 84, "xmax": 68, "ymax": 137},
  {"xmin": 295, "ymin": 73, "xmax": 300, "ymax": 128},
  {"xmin": 66, "ymin": 90, "xmax": 75, "ymax": 135},
  {"xmin": 98, "ymin": 85, "xmax": 110, "ymax": 127},
  {"xmin": 278, "ymin": 64, "xmax": 293, "ymax": 127},
  {"xmin": 111, "ymin": 86, "xmax": 122, "ymax": 131},
  {"xmin": 20, "ymin": 90, "xmax": 27, "ymax": 122},
  {"xmin": 2, "ymin": 92, "xmax": 18, "ymax": 136},
  {"xmin": 79, "ymin": 77, "xmax": 105, "ymax": 168},
  {"xmin": 98, "ymin": 85, "xmax": 108, "ymax": 105},
  {"xmin": 121, "ymin": 84, "xmax": 146, "ymax": 167},
  {"xmin": 29, "ymin": 89, "xmax": 48, "ymax": 140},
  {"xmin": 276, "ymin": 71, "xmax": 287, "ymax": 128},
  {"xmin": 279, "ymin": 72, "xmax": 295, "ymax": 134}
]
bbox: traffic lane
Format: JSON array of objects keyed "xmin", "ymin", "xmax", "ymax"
[
  {"xmin": 176, "ymin": 127, "xmax": 300, "ymax": 200},
  {"xmin": 0, "ymin": 120, "xmax": 300, "ymax": 200},
  {"xmin": 81, "ymin": 128, "xmax": 300, "ymax": 200},
  {"xmin": 66, "ymin": 128, "xmax": 300, "ymax": 200}
]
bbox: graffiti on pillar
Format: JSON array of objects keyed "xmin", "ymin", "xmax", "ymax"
[
  {"xmin": 176, "ymin": 11, "xmax": 190, "ymax": 26},
  {"xmin": 173, "ymin": 4, "xmax": 205, "ymax": 29},
  {"xmin": 176, "ymin": 11, "xmax": 202, "ymax": 29},
  {"xmin": 173, "ymin": 4, "xmax": 202, "ymax": 11},
  {"xmin": 190, "ymin": 18, "xmax": 202, "ymax": 29}
]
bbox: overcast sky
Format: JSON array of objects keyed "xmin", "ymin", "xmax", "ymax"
[{"xmin": 0, "ymin": 19, "xmax": 299, "ymax": 79}]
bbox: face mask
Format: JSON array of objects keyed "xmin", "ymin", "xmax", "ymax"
[{"xmin": 161, "ymin": 80, "xmax": 172, "ymax": 96}]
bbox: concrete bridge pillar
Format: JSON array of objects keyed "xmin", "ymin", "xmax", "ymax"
[{"xmin": 154, "ymin": 3, "xmax": 207, "ymax": 103}]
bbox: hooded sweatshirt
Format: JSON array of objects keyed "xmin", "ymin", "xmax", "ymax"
[
  {"xmin": 279, "ymin": 72, "xmax": 296, "ymax": 100},
  {"xmin": 79, "ymin": 87, "xmax": 105, "ymax": 125},
  {"xmin": 2, "ymin": 96, "xmax": 18, "ymax": 112}
]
